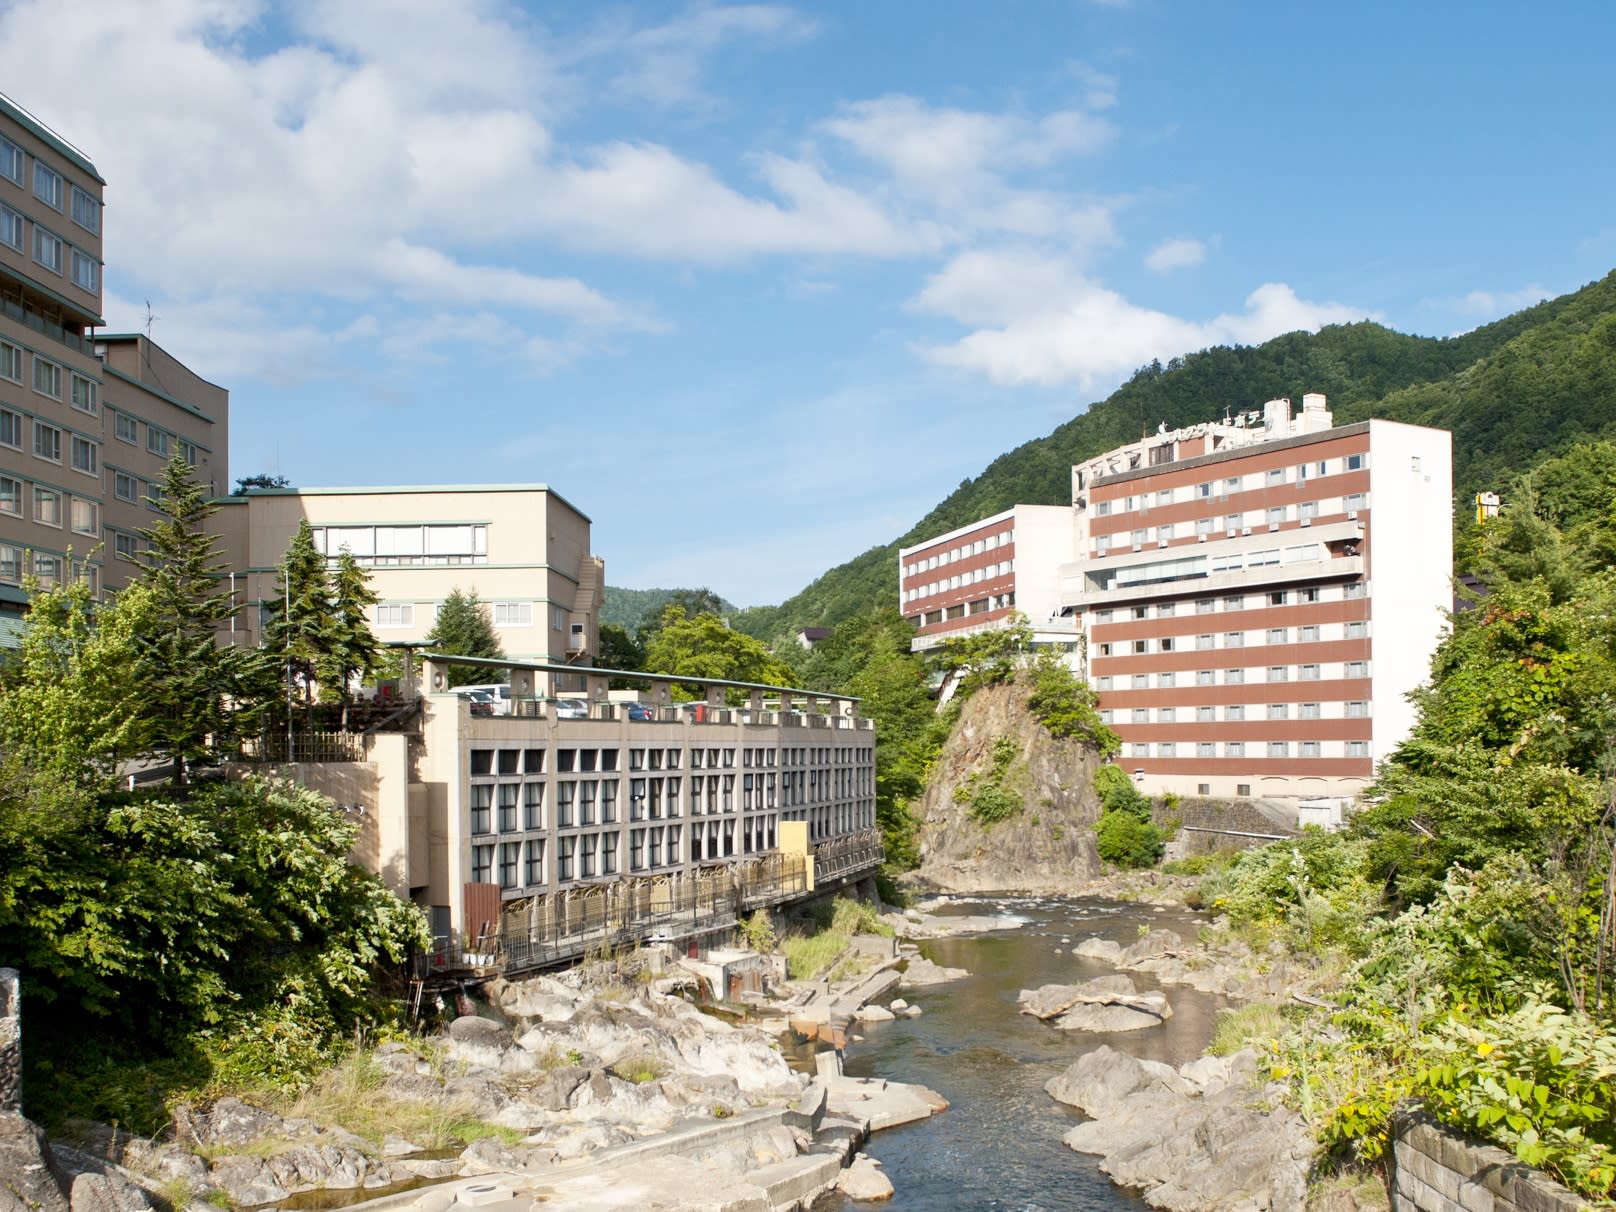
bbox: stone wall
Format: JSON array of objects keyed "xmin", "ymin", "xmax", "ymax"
[
  {"xmin": 0, "ymin": 967, "xmax": 19, "ymax": 1114},
  {"xmin": 1391, "ymin": 1110, "xmax": 1583, "ymax": 1212},
  {"xmin": 1157, "ymin": 797, "xmax": 1298, "ymax": 857}
]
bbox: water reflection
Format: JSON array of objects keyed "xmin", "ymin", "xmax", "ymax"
[{"xmin": 819, "ymin": 898, "xmax": 1224, "ymax": 1211}]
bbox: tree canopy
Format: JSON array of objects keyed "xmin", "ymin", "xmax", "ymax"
[{"xmin": 423, "ymin": 587, "xmax": 504, "ymax": 687}]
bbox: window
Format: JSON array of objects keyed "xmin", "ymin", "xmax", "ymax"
[
  {"xmin": 1345, "ymin": 492, "xmax": 1367, "ymax": 512},
  {"xmin": 71, "ymin": 186, "xmax": 99, "ymax": 233},
  {"xmin": 1346, "ymin": 660, "xmax": 1369, "ymax": 678},
  {"xmin": 0, "ymin": 204, "xmax": 21, "ymax": 252},
  {"xmin": 1299, "ymin": 625, "xmax": 1320, "ymax": 643},
  {"xmin": 0, "ymin": 341, "xmax": 21, "ymax": 384},
  {"xmin": 1158, "ymin": 742, "xmax": 1176, "ymax": 758},
  {"xmin": 1158, "ymin": 672, "xmax": 1175, "ymax": 688},
  {"xmin": 1267, "ymin": 506, "xmax": 1285, "ymax": 528},
  {"xmin": 1131, "ymin": 674, "xmax": 1150, "ymax": 689},
  {"xmin": 1266, "ymin": 467, "xmax": 1285, "ymax": 486},
  {"xmin": 147, "ymin": 427, "xmax": 170, "ymax": 457},
  {"xmin": 1267, "ymin": 627, "xmax": 1288, "ymax": 644},
  {"xmin": 114, "ymin": 471, "xmax": 137, "ymax": 501},
  {"xmin": 1159, "ymin": 707, "xmax": 1176, "ymax": 723},
  {"xmin": 497, "ymin": 783, "xmax": 519, "ymax": 832},
  {"xmin": 1346, "ymin": 741, "xmax": 1369, "ymax": 758},
  {"xmin": 33, "ymin": 358, "xmax": 61, "ymax": 399},
  {"xmin": 1226, "ymin": 742, "xmax": 1245, "ymax": 758},
  {"xmin": 1267, "ymin": 704, "xmax": 1288, "ymax": 720},
  {"xmin": 0, "ymin": 136, "xmax": 21, "ymax": 185},
  {"xmin": 34, "ymin": 486, "xmax": 60, "ymax": 526},
  {"xmin": 0, "ymin": 409, "xmax": 18, "ymax": 449},
  {"xmin": 1158, "ymin": 602, "xmax": 1175, "ymax": 617},
  {"xmin": 1225, "ymin": 668, "xmax": 1244, "ymax": 685},
  {"xmin": 1299, "ymin": 663, "xmax": 1321, "ymax": 680},
  {"xmin": 1300, "ymin": 702, "xmax": 1322, "ymax": 719},
  {"xmin": 33, "ymin": 162, "xmax": 63, "ymax": 208},
  {"xmin": 1345, "ymin": 700, "xmax": 1369, "ymax": 718},
  {"xmin": 70, "ymin": 436, "xmax": 96, "ymax": 474},
  {"xmin": 109, "ymin": 412, "xmax": 136, "ymax": 444},
  {"xmin": 1197, "ymin": 742, "xmax": 1216, "ymax": 758},
  {"xmin": 0, "ymin": 543, "xmax": 17, "ymax": 582},
  {"xmin": 1133, "ymin": 606, "xmax": 1148, "ymax": 619},
  {"xmin": 68, "ymin": 374, "xmax": 97, "ymax": 414},
  {"xmin": 1224, "ymin": 632, "xmax": 1244, "ymax": 648},
  {"xmin": 523, "ymin": 782, "xmax": 544, "ymax": 829},
  {"xmin": 1268, "ymin": 665, "xmax": 1288, "ymax": 682},
  {"xmin": 1267, "ymin": 741, "xmax": 1289, "ymax": 758},
  {"xmin": 1096, "ymin": 676, "xmax": 1113, "ymax": 690},
  {"xmin": 1224, "ymin": 595, "xmax": 1244, "ymax": 611},
  {"xmin": 1132, "ymin": 708, "xmax": 1150, "ymax": 724},
  {"xmin": 373, "ymin": 602, "xmax": 413, "ymax": 627},
  {"xmin": 1299, "ymin": 501, "xmax": 1319, "ymax": 521},
  {"xmin": 1344, "ymin": 581, "xmax": 1366, "ymax": 599},
  {"xmin": 1196, "ymin": 705, "xmax": 1215, "ymax": 722},
  {"xmin": 70, "ymin": 251, "xmax": 99, "ymax": 293},
  {"xmin": 33, "ymin": 227, "xmax": 62, "ymax": 273},
  {"xmin": 1196, "ymin": 634, "xmax": 1215, "ymax": 650},
  {"xmin": 1196, "ymin": 516, "xmax": 1214, "ymax": 536},
  {"xmin": 1196, "ymin": 670, "xmax": 1215, "ymax": 686},
  {"xmin": 0, "ymin": 476, "xmax": 19, "ymax": 515},
  {"xmin": 1299, "ymin": 586, "xmax": 1321, "ymax": 603},
  {"xmin": 70, "ymin": 498, "xmax": 96, "ymax": 535},
  {"xmin": 1346, "ymin": 453, "xmax": 1365, "ymax": 471},
  {"xmin": 492, "ymin": 602, "xmax": 532, "ymax": 626},
  {"xmin": 1133, "ymin": 639, "xmax": 1147, "ymax": 654},
  {"xmin": 1196, "ymin": 482, "xmax": 1212, "ymax": 499},
  {"xmin": 470, "ymin": 784, "xmax": 492, "ymax": 834},
  {"xmin": 557, "ymin": 837, "xmax": 576, "ymax": 881},
  {"xmin": 114, "ymin": 532, "xmax": 137, "ymax": 561},
  {"xmin": 1345, "ymin": 621, "xmax": 1367, "ymax": 639},
  {"xmin": 1130, "ymin": 742, "xmax": 1149, "ymax": 758},
  {"xmin": 498, "ymin": 842, "xmax": 519, "ymax": 889},
  {"xmin": 33, "ymin": 421, "xmax": 60, "ymax": 461},
  {"xmin": 1225, "ymin": 513, "xmax": 1242, "ymax": 533},
  {"xmin": 524, "ymin": 839, "xmax": 545, "ymax": 884},
  {"xmin": 1196, "ymin": 598, "xmax": 1215, "ymax": 614},
  {"xmin": 32, "ymin": 554, "xmax": 60, "ymax": 587}
]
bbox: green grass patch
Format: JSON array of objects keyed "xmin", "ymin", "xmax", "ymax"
[{"xmin": 1208, "ymin": 1002, "xmax": 1287, "ymax": 1057}]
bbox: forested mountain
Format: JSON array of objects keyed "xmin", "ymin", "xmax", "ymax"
[
  {"xmin": 600, "ymin": 586, "xmax": 737, "ymax": 633},
  {"xmin": 730, "ymin": 270, "xmax": 1616, "ymax": 643}
]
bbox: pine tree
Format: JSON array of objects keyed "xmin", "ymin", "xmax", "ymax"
[
  {"xmin": 423, "ymin": 587, "xmax": 504, "ymax": 687},
  {"xmin": 135, "ymin": 452, "xmax": 271, "ymax": 779},
  {"xmin": 322, "ymin": 548, "xmax": 381, "ymax": 726},
  {"xmin": 261, "ymin": 519, "xmax": 335, "ymax": 726}
]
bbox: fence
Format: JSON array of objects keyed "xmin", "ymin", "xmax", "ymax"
[
  {"xmin": 812, "ymin": 829, "xmax": 886, "ymax": 884},
  {"xmin": 250, "ymin": 729, "xmax": 364, "ymax": 764}
]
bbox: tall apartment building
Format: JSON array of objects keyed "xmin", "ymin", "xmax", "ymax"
[
  {"xmin": 0, "ymin": 93, "xmax": 226, "ymax": 608},
  {"xmin": 899, "ymin": 395, "xmax": 1453, "ymax": 803},
  {"xmin": 212, "ymin": 484, "xmax": 605, "ymax": 674},
  {"xmin": 898, "ymin": 504, "xmax": 1078, "ymax": 654}
]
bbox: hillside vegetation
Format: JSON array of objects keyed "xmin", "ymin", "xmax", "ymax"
[{"xmin": 730, "ymin": 271, "xmax": 1616, "ymax": 643}]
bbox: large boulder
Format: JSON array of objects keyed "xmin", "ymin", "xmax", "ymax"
[
  {"xmin": 837, "ymin": 1155, "xmax": 895, "ymax": 1201},
  {"xmin": 1020, "ymin": 975, "xmax": 1172, "ymax": 1032},
  {"xmin": 188, "ymin": 1097, "xmax": 283, "ymax": 1149},
  {"xmin": 0, "ymin": 1114, "xmax": 70, "ymax": 1212},
  {"xmin": 1044, "ymin": 1045, "xmax": 1190, "ymax": 1116}
]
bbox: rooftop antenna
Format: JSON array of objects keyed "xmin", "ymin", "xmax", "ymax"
[{"xmin": 144, "ymin": 299, "xmax": 158, "ymax": 338}]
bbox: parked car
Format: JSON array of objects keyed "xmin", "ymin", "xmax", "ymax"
[
  {"xmin": 620, "ymin": 701, "xmax": 655, "ymax": 721},
  {"xmin": 460, "ymin": 689, "xmax": 495, "ymax": 717},
  {"xmin": 553, "ymin": 698, "xmax": 588, "ymax": 719},
  {"xmin": 457, "ymin": 683, "xmax": 513, "ymax": 715}
]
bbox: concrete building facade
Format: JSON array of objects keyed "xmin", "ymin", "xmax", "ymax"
[
  {"xmin": 0, "ymin": 93, "xmax": 226, "ymax": 606},
  {"xmin": 899, "ymin": 395, "xmax": 1454, "ymax": 804},
  {"xmin": 213, "ymin": 484, "xmax": 604, "ymax": 673}
]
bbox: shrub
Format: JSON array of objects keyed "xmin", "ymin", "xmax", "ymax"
[
  {"xmin": 1092, "ymin": 764, "xmax": 1151, "ymax": 819},
  {"xmin": 1095, "ymin": 809, "xmax": 1165, "ymax": 868}
]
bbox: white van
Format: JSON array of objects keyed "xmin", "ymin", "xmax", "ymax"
[{"xmin": 457, "ymin": 683, "xmax": 513, "ymax": 715}]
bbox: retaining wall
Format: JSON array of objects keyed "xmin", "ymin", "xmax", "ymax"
[
  {"xmin": 1156, "ymin": 797, "xmax": 1298, "ymax": 856},
  {"xmin": 1, "ymin": 967, "xmax": 19, "ymax": 1114},
  {"xmin": 1391, "ymin": 1110, "xmax": 1584, "ymax": 1212}
]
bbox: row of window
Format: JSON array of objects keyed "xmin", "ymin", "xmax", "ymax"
[
  {"xmin": 312, "ymin": 524, "xmax": 488, "ymax": 565},
  {"xmin": 903, "ymin": 528, "xmax": 1014, "ymax": 578},
  {"xmin": 1106, "ymin": 700, "xmax": 1372, "ymax": 724},
  {"xmin": 0, "ymin": 475, "xmax": 99, "ymax": 538},
  {"xmin": 1095, "ymin": 497, "xmax": 1366, "ymax": 552},
  {"xmin": 903, "ymin": 559, "xmax": 1014, "ymax": 602},
  {"xmin": 1097, "ymin": 620, "xmax": 1368, "ymax": 657},
  {"xmin": 0, "ymin": 408, "xmax": 99, "ymax": 474},
  {"xmin": 1093, "ymin": 584, "xmax": 1361, "ymax": 623},
  {"xmin": 469, "ymin": 744, "xmax": 871, "ymax": 781},
  {"xmin": 0, "ymin": 136, "xmax": 100, "ymax": 233},
  {"xmin": 1096, "ymin": 661, "xmax": 1372, "ymax": 691},
  {"xmin": 1, "ymin": 340, "xmax": 99, "ymax": 414},
  {"xmin": 913, "ymin": 591, "xmax": 1015, "ymax": 628},
  {"xmin": 1093, "ymin": 455, "xmax": 1369, "ymax": 517},
  {"xmin": 1128, "ymin": 739, "xmax": 1372, "ymax": 759}
]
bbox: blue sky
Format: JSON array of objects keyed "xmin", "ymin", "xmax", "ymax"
[{"xmin": 3, "ymin": 1, "xmax": 1612, "ymax": 605}]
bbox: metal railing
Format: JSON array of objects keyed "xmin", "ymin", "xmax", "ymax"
[
  {"xmin": 812, "ymin": 828, "xmax": 886, "ymax": 884},
  {"xmin": 249, "ymin": 729, "xmax": 364, "ymax": 763}
]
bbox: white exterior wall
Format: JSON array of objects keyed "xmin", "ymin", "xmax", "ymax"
[{"xmin": 1366, "ymin": 421, "xmax": 1453, "ymax": 765}]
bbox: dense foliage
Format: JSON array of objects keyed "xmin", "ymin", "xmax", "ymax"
[
  {"xmin": 1092, "ymin": 765, "xmax": 1165, "ymax": 868},
  {"xmin": 730, "ymin": 272, "xmax": 1616, "ymax": 642},
  {"xmin": 599, "ymin": 585, "xmax": 736, "ymax": 634},
  {"xmin": 641, "ymin": 606, "xmax": 797, "ymax": 696},
  {"xmin": 0, "ymin": 473, "xmax": 428, "ymax": 1129}
]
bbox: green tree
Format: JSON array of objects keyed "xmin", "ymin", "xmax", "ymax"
[
  {"xmin": 635, "ymin": 587, "xmax": 729, "ymax": 647},
  {"xmin": 233, "ymin": 473, "xmax": 291, "ymax": 494},
  {"xmin": 0, "ymin": 570, "xmax": 153, "ymax": 816},
  {"xmin": 261, "ymin": 519, "xmax": 334, "ymax": 718},
  {"xmin": 321, "ymin": 548, "xmax": 381, "ymax": 724},
  {"xmin": 934, "ymin": 613, "xmax": 1033, "ymax": 694},
  {"xmin": 135, "ymin": 452, "xmax": 270, "ymax": 778},
  {"xmin": 424, "ymin": 587, "xmax": 504, "ymax": 688},
  {"xmin": 643, "ymin": 606, "xmax": 796, "ymax": 697}
]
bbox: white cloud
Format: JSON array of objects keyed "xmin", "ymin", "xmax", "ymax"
[
  {"xmin": 1451, "ymin": 284, "xmax": 1551, "ymax": 317},
  {"xmin": 608, "ymin": 3, "xmax": 818, "ymax": 107},
  {"xmin": 1145, "ymin": 237, "xmax": 1206, "ymax": 272},
  {"xmin": 912, "ymin": 251, "xmax": 1376, "ymax": 388}
]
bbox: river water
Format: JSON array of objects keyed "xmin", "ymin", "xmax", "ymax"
[{"xmin": 817, "ymin": 896, "xmax": 1227, "ymax": 1212}]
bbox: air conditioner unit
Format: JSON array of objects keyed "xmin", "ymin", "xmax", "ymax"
[
  {"xmin": 1158, "ymin": 539, "xmax": 1169, "ymax": 548},
  {"xmin": 1226, "ymin": 529, "xmax": 1237, "ymax": 538},
  {"xmin": 1242, "ymin": 527, "xmax": 1252, "ymax": 536},
  {"xmin": 1132, "ymin": 544, "xmax": 1143, "ymax": 552},
  {"xmin": 1347, "ymin": 511, "xmax": 1359, "ymax": 520},
  {"xmin": 1269, "ymin": 523, "xmax": 1280, "ymax": 532},
  {"xmin": 1300, "ymin": 518, "xmax": 1311, "ymax": 527},
  {"xmin": 1197, "ymin": 534, "xmax": 1207, "ymax": 543}
]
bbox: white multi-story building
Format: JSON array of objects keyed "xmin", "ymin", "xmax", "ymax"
[{"xmin": 899, "ymin": 395, "xmax": 1454, "ymax": 802}]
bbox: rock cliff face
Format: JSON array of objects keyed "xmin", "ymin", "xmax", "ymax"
[{"xmin": 910, "ymin": 680, "xmax": 1103, "ymax": 893}]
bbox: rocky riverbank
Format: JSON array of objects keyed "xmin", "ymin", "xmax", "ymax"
[{"xmin": 6, "ymin": 943, "xmax": 950, "ymax": 1212}]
